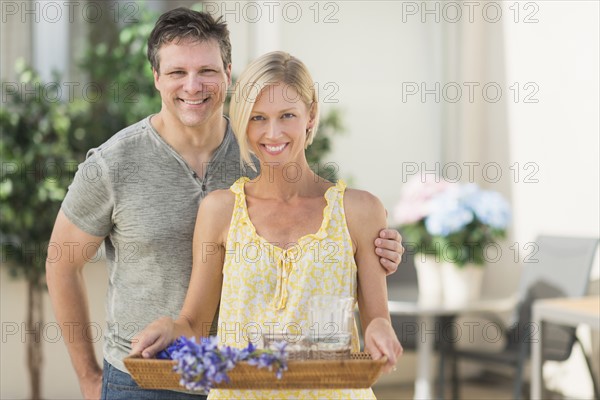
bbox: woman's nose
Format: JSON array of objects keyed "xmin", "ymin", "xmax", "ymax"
[{"xmin": 264, "ymin": 121, "xmax": 281, "ymax": 139}]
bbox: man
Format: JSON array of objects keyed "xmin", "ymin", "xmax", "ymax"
[{"xmin": 46, "ymin": 8, "xmax": 403, "ymax": 400}]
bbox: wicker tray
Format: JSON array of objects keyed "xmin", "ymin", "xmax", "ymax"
[{"xmin": 124, "ymin": 352, "xmax": 386, "ymax": 390}]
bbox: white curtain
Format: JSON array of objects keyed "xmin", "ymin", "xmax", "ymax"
[{"xmin": 440, "ymin": 3, "xmax": 512, "ymax": 198}]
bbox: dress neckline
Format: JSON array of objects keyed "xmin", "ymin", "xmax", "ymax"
[{"xmin": 232, "ymin": 177, "xmax": 345, "ymax": 253}]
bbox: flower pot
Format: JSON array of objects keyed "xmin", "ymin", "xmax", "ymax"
[
  {"xmin": 440, "ymin": 262, "xmax": 484, "ymax": 308},
  {"xmin": 413, "ymin": 254, "xmax": 443, "ymax": 307}
]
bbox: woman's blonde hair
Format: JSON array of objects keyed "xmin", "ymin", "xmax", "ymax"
[{"xmin": 229, "ymin": 51, "xmax": 320, "ymax": 169}]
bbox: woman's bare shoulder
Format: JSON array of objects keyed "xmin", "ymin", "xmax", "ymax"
[
  {"xmin": 197, "ymin": 189, "xmax": 236, "ymax": 231},
  {"xmin": 343, "ymin": 187, "xmax": 387, "ymax": 236},
  {"xmin": 344, "ymin": 188, "xmax": 386, "ymax": 215},
  {"xmin": 202, "ymin": 189, "xmax": 235, "ymax": 209}
]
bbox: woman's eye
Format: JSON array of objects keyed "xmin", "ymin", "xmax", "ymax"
[
  {"xmin": 282, "ymin": 113, "xmax": 295, "ymax": 119},
  {"xmin": 250, "ymin": 115, "xmax": 265, "ymax": 121}
]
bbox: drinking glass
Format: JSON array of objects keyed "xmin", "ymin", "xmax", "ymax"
[
  {"xmin": 308, "ymin": 295, "xmax": 354, "ymax": 359},
  {"xmin": 263, "ymin": 332, "xmax": 310, "ymax": 360}
]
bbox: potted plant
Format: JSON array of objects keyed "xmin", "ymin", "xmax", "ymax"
[
  {"xmin": 393, "ymin": 175, "xmax": 511, "ymax": 307},
  {"xmin": 0, "ymin": 61, "xmax": 86, "ymax": 399}
]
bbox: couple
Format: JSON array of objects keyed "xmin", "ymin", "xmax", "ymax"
[{"xmin": 47, "ymin": 7, "xmax": 402, "ymax": 400}]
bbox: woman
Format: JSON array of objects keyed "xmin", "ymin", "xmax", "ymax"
[{"xmin": 132, "ymin": 51, "xmax": 402, "ymax": 399}]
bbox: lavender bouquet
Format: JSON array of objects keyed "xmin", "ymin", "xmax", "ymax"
[{"xmin": 156, "ymin": 336, "xmax": 288, "ymax": 392}]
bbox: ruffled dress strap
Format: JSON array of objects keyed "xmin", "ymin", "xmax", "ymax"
[
  {"xmin": 228, "ymin": 177, "xmax": 251, "ymax": 222},
  {"xmin": 229, "ymin": 176, "xmax": 251, "ymax": 196},
  {"xmin": 321, "ymin": 179, "xmax": 347, "ymax": 228}
]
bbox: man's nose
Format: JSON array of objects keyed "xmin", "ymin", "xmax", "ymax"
[{"xmin": 183, "ymin": 75, "xmax": 203, "ymax": 93}]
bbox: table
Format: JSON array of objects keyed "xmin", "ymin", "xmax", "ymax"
[
  {"xmin": 531, "ymin": 296, "xmax": 600, "ymax": 399},
  {"xmin": 388, "ymin": 284, "xmax": 517, "ymax": 399}
]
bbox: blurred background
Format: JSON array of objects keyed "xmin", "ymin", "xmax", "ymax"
[{"xmin": 1, "ymin": 0, "xmax": 598, "ymax": 398}]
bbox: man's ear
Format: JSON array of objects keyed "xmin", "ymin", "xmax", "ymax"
[
  {"xmin": 226, "ymin": 64, "xmax": 232, "ymax": 86},
  {"xmin": 153, "ymin": 68, "xmax": 160, "ymax": 90}
]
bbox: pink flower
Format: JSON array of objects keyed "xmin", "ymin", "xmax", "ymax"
[{"xmin": 393, "ymin": 175, "xmax": 456, "ymax": 225}]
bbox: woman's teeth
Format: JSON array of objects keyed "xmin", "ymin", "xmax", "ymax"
[{"xmin": 265, "ymin": 144, "xmax": 286, "ymax": 152}]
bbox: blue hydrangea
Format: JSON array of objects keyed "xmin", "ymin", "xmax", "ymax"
[
  {"xmin": 424, "ymin": 184, "xmax": 510, "ymax": 236},
  {"xmin": 424, "ymin": 188, "xmax": 474, "ymax": 236},
  {"xmin": 160, "ymin": 336, "xmax": 288, "ymax": 392},
  {"xmin": 463, "ymin": 189, "xmax": 511, "ymax": 229}
]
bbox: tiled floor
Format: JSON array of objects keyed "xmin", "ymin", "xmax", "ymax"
[
  {"xmin": 373, "ymin": 376, "xmax": 504, "ymax": 399},
  {"xmin": 372, "ymin": 370, "xmax": 560, "ymax": 400}
]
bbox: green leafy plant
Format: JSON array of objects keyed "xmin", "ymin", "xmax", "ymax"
[{"xmin": 0, "ymin": 60, "xmax": 88, "ymax": 400}]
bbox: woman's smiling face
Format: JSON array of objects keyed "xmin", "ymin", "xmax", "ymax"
[{"xmin": 247, "ymin": 83, "xmax": 314, "ymax": 166}]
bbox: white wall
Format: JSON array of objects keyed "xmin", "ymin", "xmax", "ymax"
[
  {"xmin": 227, "ymin": 1, "xmax": 442, "ymax": 208},
  {"xmin": 504, "ymin": 0, "xmax": 599, "ymax": 244},
  {"xmin": 0, "ymin": 0, "xmax": 33, "ymax": 81},
  {"xmin": 503, "ymin": 2, "xmax": 599, "ymax": 398}
]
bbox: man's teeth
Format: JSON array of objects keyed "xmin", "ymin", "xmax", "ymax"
[
  {"xmin": 265, "ymin": 144, "xmax": 286, "ymax": 152},
  {"xmin": 182, "ymin": 98, "xmax": 207, "ymax": 105}
]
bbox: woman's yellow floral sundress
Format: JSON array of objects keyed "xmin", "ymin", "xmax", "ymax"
[{"xmin": 207, "ymin": 177, "xmax": 376, "ymax": 399}]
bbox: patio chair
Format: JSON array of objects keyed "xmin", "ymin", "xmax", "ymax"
[{"xmin": 447, "ymin": 235, "xmax": 599, "ymax": 399}]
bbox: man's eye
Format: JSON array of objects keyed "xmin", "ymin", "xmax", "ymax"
[{"xmin": 170, "ymin": 71, "xmax": 185, "ymax": 76}]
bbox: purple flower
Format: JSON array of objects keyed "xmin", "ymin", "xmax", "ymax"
[
  {"xmin": 156, "ymin": 337, "xmax": 186, "ymax": 360},
  {"xmin": 162, "ymin": 337, "xmax": 287, "ymax": 392},
  {"xmin": 237, "ymin": 341, "xmax": 256, "ymax": 361}
]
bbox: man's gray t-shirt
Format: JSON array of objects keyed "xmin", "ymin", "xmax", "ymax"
[{"xmin": 61, "ymin": 115, "xmax": 254, "ymax": 373}]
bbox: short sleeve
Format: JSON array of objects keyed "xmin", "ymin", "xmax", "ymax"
[{"xmin": 61, "ymin": 151, "xmax": 114, "ymax": 237}]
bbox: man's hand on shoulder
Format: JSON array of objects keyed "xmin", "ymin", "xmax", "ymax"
[{"xmin": 375, "ymin": 228, "xmax": 404, "ymax": 275}]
